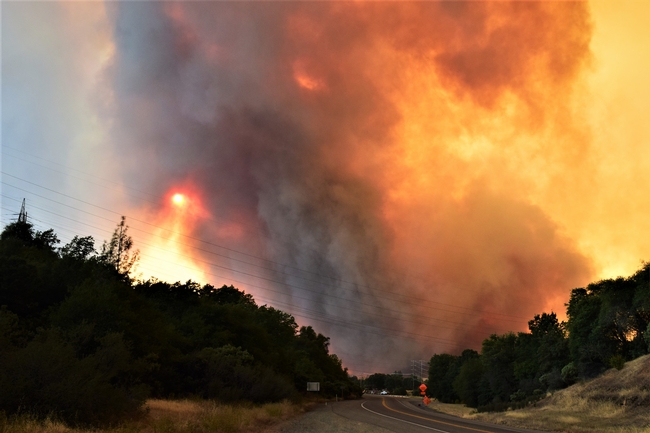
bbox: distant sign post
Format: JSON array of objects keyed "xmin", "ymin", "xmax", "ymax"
[{"xmin": 307, "ymin": 382, "xmax": 322, "ymax": 404}]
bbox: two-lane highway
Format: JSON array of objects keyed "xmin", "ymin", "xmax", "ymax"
[{"xmin": 330, "ymin": 395, "xmax": 549, "ymax": 433}]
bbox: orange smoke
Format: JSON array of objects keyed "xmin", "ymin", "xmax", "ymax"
[
  {"xmin": 293, "ymin": 60, "xmax": 325, "ymax": 91},
  {"xmin": 274, "ymin": 1, "xmax": 595, "ymax": 345},
  {"xmin": 101, "ymin": 1, "xmax": 649, "ymax": 373}
]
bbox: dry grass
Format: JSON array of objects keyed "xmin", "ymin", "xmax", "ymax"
[
  {"xmin": 425, "ymin": 400, "xmax": 477, "ymax": 419},
  {"xmin": 0, "ymin": 399, "xmax": 308, "ymax": 433},
  {"xmin": 431, "ymin": 354, "xmax": 650, "ymax": 433}
]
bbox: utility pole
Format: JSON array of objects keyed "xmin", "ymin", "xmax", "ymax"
[
  {"xmin": 419, "ymin": 359, "xmax": 428, "ymax": 383},
  {"xmin": 411, "ymin": 360, "xmax": 415, "ymax": 391}
]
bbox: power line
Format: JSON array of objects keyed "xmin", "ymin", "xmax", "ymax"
[
  {"xmin": 2, "ymin": 149, "xmax": 532, "ymax": 321},
  {"xmin": 3, "ymin": 194, "xmax": 516, "ymax": 341},
  {"xmin": 0, "ymin": 187, "xmax": 524, "ymax": 340},
  {"xmin": 1, "ymin": 172, "xmax": 531, "ymax": 323},
  {"xmin": 2, "ymin": 203, "xmax": 481, "ymax": 353}
]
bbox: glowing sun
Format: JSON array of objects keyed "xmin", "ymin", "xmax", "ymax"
[{"xmin": 172, "ymin": 193, "xmax": 185, "ymax": 205}]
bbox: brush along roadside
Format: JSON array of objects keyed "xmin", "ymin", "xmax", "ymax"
[
  {"xmin": 0, "ymin": 399, "xmax": 311, "ymax": 433},
  {"xmin": 426, "ymin": 354, "xmax": 650, "ymax": 433}
]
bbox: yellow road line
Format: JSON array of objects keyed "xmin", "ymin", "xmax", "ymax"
[
  {"xmin": 381, "ymin": 398, "xmax": 497, "ymax": 433},
  {"xmin": 360, "ymin": 401, "xmax": 449, "ymax": 432}
]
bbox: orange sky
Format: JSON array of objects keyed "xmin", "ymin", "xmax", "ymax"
[{"xmin": 563, "ymin": 0, "xmax": 650, "ymax": 279}]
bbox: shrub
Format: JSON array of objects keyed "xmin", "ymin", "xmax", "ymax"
[
  {"xmin": 539, "ymin": 369, "xmax": 563, "ymax": 391},
  {"xmin": 0, "ymin": 329, "xmax": 146, "ymax": 426},
  {"xmin": 608, "ymin": 354, "xmax": 626, "ymax": 370},
  {"xmin": 187, "ymin": 345, "xmax": 297, "ymax": 403},
  {"xmin": 510, "ymin": 389, "xmax": 526, "ymax": 402},
  {"xmin": 561, "ymin": 362, "xmax": 578, "ymax": 385}
]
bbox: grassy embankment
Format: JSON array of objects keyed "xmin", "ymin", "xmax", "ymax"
[
  {"xmin": 0, "ymin": 399, "xmax": 310, "ymax": 433},
  {"xmin": 427, "ymin": 354, "xmax": 650, "ymax": 433}
]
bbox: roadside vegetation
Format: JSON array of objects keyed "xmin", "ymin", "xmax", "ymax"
[
  {"xmin": 0, "ymin": 399, "xmax": 308, "ymax": 433},
  {"xmin": 427, "ymin": 354, "xmax": 650, "ymax": 433},
  {"xmin": 0, "ymin": 217, "xmax": 360, "ymax": 428},
  {"xmin": 359, "ymin": 371, "xmax": 423, "ymax": 396},
  {"xmin": 425, "ymin": 260, "xmax": 650, "ymax": 413}
]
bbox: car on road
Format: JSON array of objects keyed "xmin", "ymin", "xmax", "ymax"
[{"xmin": 380, "ymin": 390, "xmax": 388, "ymax": 395}]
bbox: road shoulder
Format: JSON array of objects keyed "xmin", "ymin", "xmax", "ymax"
[{"xmin": 262, "ymin": 400, "xmax": 393, "ymax": 433}]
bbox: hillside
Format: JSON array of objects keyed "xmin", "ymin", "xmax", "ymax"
[{"xmin": 452, "ymin": 354, "xmax": 650, "ymax": 432}]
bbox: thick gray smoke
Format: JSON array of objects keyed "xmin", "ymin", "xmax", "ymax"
[{"xmin": 105, "ymin": 2, "xmax": 594, "ymax": 373}]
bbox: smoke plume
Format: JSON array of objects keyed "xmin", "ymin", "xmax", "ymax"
[{"xmin": 104, "ymin": 2, "xmax": 595, "ymax": 373}]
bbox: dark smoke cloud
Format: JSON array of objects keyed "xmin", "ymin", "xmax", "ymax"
[{"xmin": 105, "ymin": 2, "xmax": 594, "ymax": 373}]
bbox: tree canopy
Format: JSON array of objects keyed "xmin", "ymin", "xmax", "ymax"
[
  {"xmin": 0, "ymin": 218, "xmax": 360, "ymax": 426},
  {"xmin": 426, "ymin": 264, "xmax": 650, "ymax": 412}
]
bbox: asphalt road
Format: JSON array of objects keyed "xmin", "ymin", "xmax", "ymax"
[{"xmin": 327, "ymin": 396, "xmax": 550, "ymax": 433}]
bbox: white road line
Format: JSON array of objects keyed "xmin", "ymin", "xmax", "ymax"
[{"xmin": 361, "ymin": 401, "xmax": 451, "ymax": 433}]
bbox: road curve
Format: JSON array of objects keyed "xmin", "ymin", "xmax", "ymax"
[{"xmin": 330, "ymin": 396, "xmax": 550, "ymax": 433}]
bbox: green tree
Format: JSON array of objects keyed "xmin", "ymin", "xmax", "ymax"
[
  {"xmin": 566, "ymin": 287, "xmax": 608, "ymax": 377},
  {"xmin": 0, "ymin": 328, "xmax": 146, "ymax": 425},
  {"xmin": 561, "ymin": 362, "xmax": 578, "ymax": 385},
  {"xmin": 0, "ymin": 307, "xmax": 24, "ymax": 351},
  {"xmin": 1, "ymin": 220, "xmax": 59, "ymax": 252},
  {"xmin": 99, "ymin": 216, "xmax": 139, "ymax": 278},
  {"xmin": 428, "ymin": 353, "xmax": 459, "ymax": 402},
  {"xmin": 365, "ymin": 373, "xmax": 387, "ymax": 390},
  {"xmin": 453, "ymin": 357, "xmax": 484, "ymax": 408},
  {"xmin": 0, "ymin": 220, "xmax": 34, "ymax": 244},
  {"xmin": 1, "ymin": 221, "xmax": 360, "ymax": 415},
  {"xmin": 627, "ymin": 262, "xmax": 650, "ymax": 358},
  {"xmin": 205, "ymin": 284, "xmax": 257, "ymax": 306},
  {"xmin": 529, "ymin": 312, "xmax": 569, "ymax": 374},
  {"xmin": 0, "ymin": 256, "xmax": 39, "ymax": 318},
  {"xmin": 60, "ymin": 235, "xmax": 95, "ymax": 260},
  {"xmin": 384, "ymin": 371, "xmax": 406, "ymax": 394},
  {"xmin": 33, "ymin": 229, "xmax": 60, "ymax": 251},
  {"xmin": 481, "ymin": 333, "xmax": 518, "ymax": 403}
]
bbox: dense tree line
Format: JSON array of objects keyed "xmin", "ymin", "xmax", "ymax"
[
  {"xmin": 0, "ymin": 218, "xmax": 360, "ymax": 426},
  {"xmin": 359, "ymin": 371, "xmax": 422, "ymax": 395},
  {"xmin": 427, "ymin": 263, "xmax": 650, "ymax": 411}
]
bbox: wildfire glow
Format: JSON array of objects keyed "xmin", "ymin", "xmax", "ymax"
[
  {"xmin": 295, "ymin": 74, "xmax": 322, "ymax": 91},
  {"xmin": 293, "ymin": 60, "xmax": 324, "ymax": 91},
  {"xmin": 172, "ymin": 193, "xmax": 185, "ymax": 206},
  {"xmin": 135, "ymin": 186, "xmax": 210, "ymax": 284}
]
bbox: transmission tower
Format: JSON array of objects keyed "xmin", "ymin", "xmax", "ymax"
[
  {"xmin": 17, "ymin": 198, "xmax": 27, "ymax": 223},
  {"xmin": 410, "ymin": 359, "xmax": 429, "ymax": 388}
]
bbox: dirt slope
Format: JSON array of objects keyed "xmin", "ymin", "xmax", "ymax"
[{"xmin": 458, "ymin": 354, "xmax": 650, "ymax": 433}]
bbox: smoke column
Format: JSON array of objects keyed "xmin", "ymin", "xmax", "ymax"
[{"xmin": 104, "ymin": 2, "xmax": 595, "ymax": 373}]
